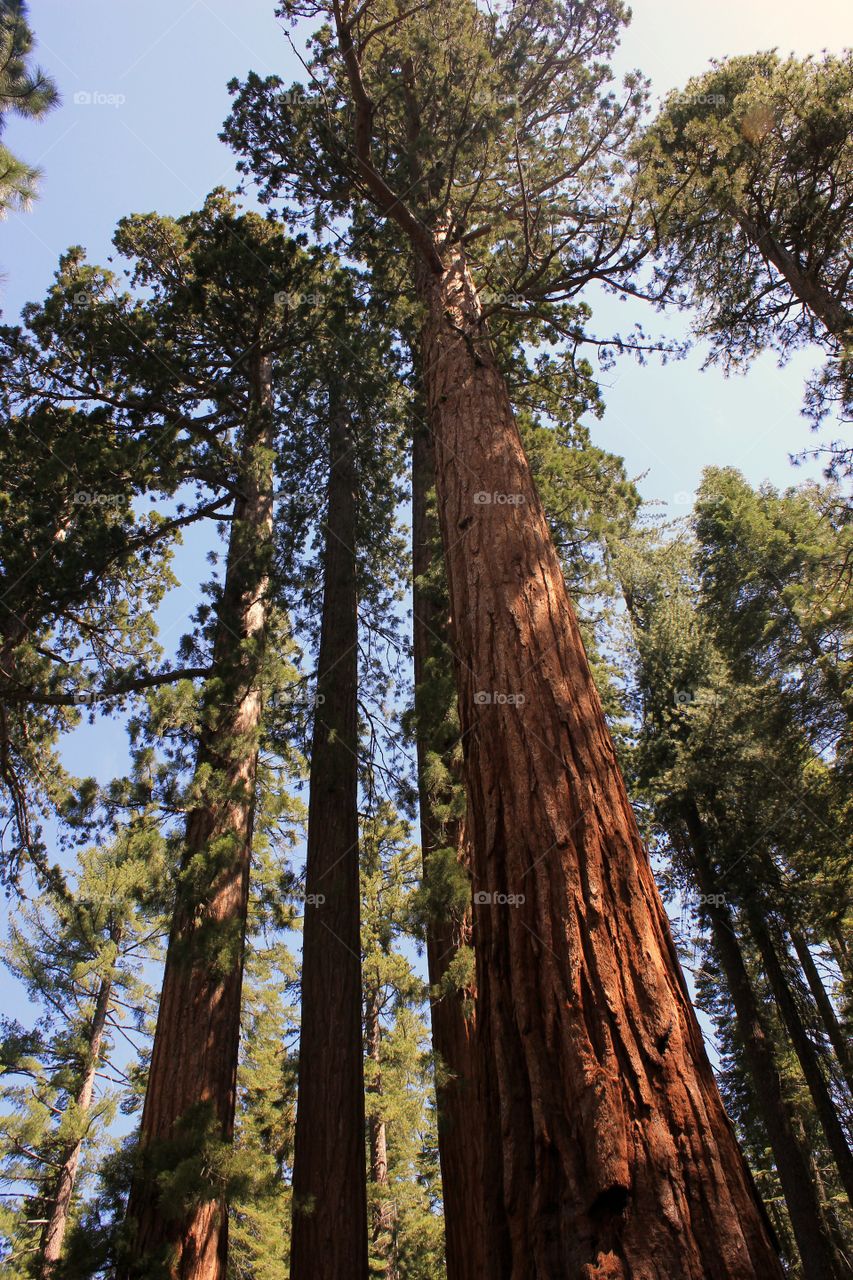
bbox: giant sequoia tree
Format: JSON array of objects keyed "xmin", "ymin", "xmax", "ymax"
[
  {"xmin": 226, "ymin": 2, "xmax": 784, "ymax": 1274},
  {"xmin": 105, "ymin": 203, "xmax": 326, "ymax": 1277}
]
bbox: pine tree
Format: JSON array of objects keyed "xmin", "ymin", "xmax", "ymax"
[
  {"xmin": 637, "ymin": 52, "xmax": 853, "ymax": 449},
  {"xmin": 0, "ymin": 1, "xmax": 57, "ymax": 214},
  {"xmin": 0, "ymin": 825, "xmax": 163, "ymax": 1276}
]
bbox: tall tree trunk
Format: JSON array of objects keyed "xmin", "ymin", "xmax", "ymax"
[
  {"xmin": 680, "ymin": 800, "xmax": 850, "ymax": 1280},
  {"xmin": 365, "ymin": 984, "xmax": 394, "ymax": 1278},
  {"xmin": 790, "ymin": 927, "xmax": 853, "ymax": 1096},
  {"xmin": 411, "ymin": 403, "xmax": 488, "ymax": 1280},
  {"xmin": 289, "ymin": 402, "xmax": 367, "ymax": 1280},
  {"xmin": 413, "ymin": 245, "xmax": 784, "ymax": 1279},
  {"xmin": 746, "ymin": 907, "xmax": 853, "ymax": 1205},
  {"xmin": 40, "ymin": 947, "xmax": 117, "ymax": 1273},
  {"xmin": 735, "ymin": 210, "xmax": 853, "ymax": 343},
  {"xmin": 121, "ymin": 355, "xmax": 274, "ymax": 1280}
]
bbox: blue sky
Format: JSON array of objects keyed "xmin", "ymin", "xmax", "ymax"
[
  {"xmin": 3, "ymin": 0, "xmax": 848, "ymax": 509},
  {"xmin": 1, "ymin": 0, "xmax": 849, "ymax": 1051}
]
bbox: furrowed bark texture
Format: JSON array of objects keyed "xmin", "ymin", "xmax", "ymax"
[
  {"xmin": 289, "ymin": 404, "xmax": 367, "ymax": 1280},
  {"xmin": 680, "ymin": 801, "xmax": 849, "ymax": 1280},
  {"xmin": 411, "ymin": 408, "xmax": 487, "ymax": 1280},
  {"xmin": 415, "ymin": 247, "xmax": 785, "ymax": 1280},
  {"xmin": 121, "ymin": 356, "xmax": 274, "ymax": 1280},
  {"xmin": 40, "ymin": 953, "xmax": 116, "ymax": 1273}
]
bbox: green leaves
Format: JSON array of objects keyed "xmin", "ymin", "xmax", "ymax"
[{"xmin": 638, "ymin": 51, "xmax": 853, "ymax": 433}]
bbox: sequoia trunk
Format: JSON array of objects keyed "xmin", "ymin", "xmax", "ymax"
[
  {"xmin": 289, "ymin": 403, "xmax": 367, "ymax": 1280},
  {"xmin": 121, "ymin": 355, "xmax": 274, "ymax": 1279},
  {"xmin": 414, "ymin": 246, "xmax": 785, "ymax": 1279},
  {"xmin": 411, "ymin": 404, "xmax": 487, "ymax": 1280}
]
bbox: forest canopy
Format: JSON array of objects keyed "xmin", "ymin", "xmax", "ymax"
[{"xmin": 0, "ymin": 3, "xmax": 850, "ymax": 1280}]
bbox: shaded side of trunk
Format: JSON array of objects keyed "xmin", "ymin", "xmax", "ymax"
[
  {"xmin": 681, "ymin": 800, "xmax": 850, "ymax": 1280},
  {"xmin": 411, "ymin": 402, "xmax": 487, "ymax": 1280},
  {"xmin": 415, "ymin": 247, "xmax": 784, "ymax": 1280},
  {"xmin": 791, "ymin": 928, "xmax": 853, "ymax": 1097},
  {"xmin": 365, "ymin": 988, "xmax": 394, "ymax": 1278},
  {"xmin": 747, "ymin": 907, "xmax": 853, "ymax": 1205},
  {"xmin": 289, "ymin": 403, "xmax": 367, "ymax": 1280},
  {"xmin": 40, "ymin": 951, "xmax": 117, "ymax": 1273},
  {"xmin": 122, "ymin": 356, "xmax": 275, "ymax": 1280}
]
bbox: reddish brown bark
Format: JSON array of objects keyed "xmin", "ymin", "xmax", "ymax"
[
  {"xmin": 289, "ymin": 403, "xmax": 367, "ymax": 1280},
  {"xmin": 680, "ymin": 800, "xmax": 849, "ymax": 1280},
  {"xmin": 121, "ymin": 356, "xmax": 274, "ymax": 1279},
  {"xmin": 413, "ymin": 246, "xmax": 785, "ymax": 1279},
  {"xmin": 411, "ymin": 406, "xmax": 487, "ymax": 1280},
  {"xmin": 40, "ymin": 949, "xmax": 117, "ymax": 1273}
]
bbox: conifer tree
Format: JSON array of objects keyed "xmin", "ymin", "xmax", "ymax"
[
  {"xmin": 637, "ymin": 52, "xmax": 853, "ymax": 451},
  {"xmin": 0, "ymin": 0, "xmax": 57, "ymax": 214},
  {"xmin": 224, "ymin": 5, "xmax": 788, "ymax": 1269},
  {"xmin": 619, "ymin": 524, "xmax": 853, "ymax": 1279},
  {"xmin": 0, "ymin": 826, "xmax": 163, "ymax": 1276},
  {"xmin": 108, "ymin": 200, "xmax": 325, "ymax": 1278}
]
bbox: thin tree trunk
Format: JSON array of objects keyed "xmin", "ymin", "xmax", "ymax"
[
  {"xmin": 365, "ymin": 985, "xmax": 394, "ymax": 1277},
  {"xmin": 747, "ymin": 907, "xmax": 853, "ymax": 1205},
  {"xmin": 791, "ymin": 928, "xmax": 853, "ymax": 1096},
  {"xmin": 411, "ymin": 403, "xmax": 488, "ymax": 1280},
  {"xmin": 121, "ymin": 355, "xmax": 275, "ymax": 1279},
  {"xmin": 290, "ymin": 402, "xmax": 367, "ymax": 1280},
  {"xmin": 413, "ymin": 245, "xmax": 784, "ymax": 1279},
  {"xmin": 680, "ymin": 800, "xmax": 850, "ymax": 1280},
  {"xmin": 40, "ymin": 949, "xmax": 117, "ymax": 1273}
]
